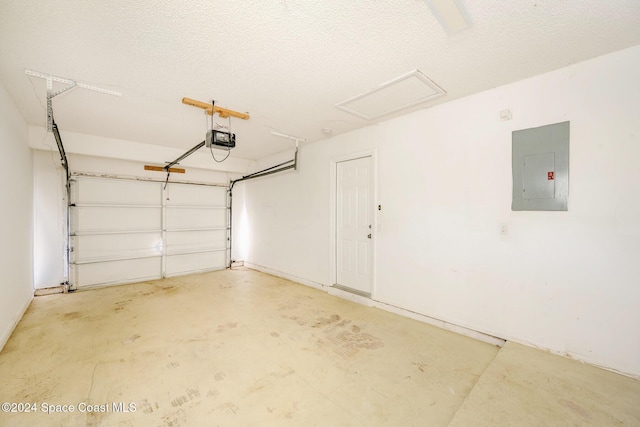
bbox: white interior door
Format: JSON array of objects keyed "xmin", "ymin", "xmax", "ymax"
[{"xmin": 336, "ymin": 156, "xmax": 373, "ymax": 295}]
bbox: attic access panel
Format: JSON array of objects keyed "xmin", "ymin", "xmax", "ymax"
[
  {"xmin": 335, "ymin": 70, "xmax": 446, "ymax": 120},
  {"xmin": 512, "ymin": 121, "xmax": 570, "ymax": 211}
]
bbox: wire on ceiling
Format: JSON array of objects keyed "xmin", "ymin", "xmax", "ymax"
[{"xmin": 208, "ymin": 100, "xmax": 231, "ymax": 163}]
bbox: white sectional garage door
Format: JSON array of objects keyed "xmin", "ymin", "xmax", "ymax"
[{"xmin": 70, "ymin": 176, "xmax": 228, "ymax": 288}]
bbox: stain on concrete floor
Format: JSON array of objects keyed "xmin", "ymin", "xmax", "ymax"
[{"xmin": 0, "ymin": 268, "xmax": 638, "ymax": 426}]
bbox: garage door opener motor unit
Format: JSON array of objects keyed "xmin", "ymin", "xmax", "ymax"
[{"xmin": 206, "ymin": 129, "xmax": 235, "ymax": 149}]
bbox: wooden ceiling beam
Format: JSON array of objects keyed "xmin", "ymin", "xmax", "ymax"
[
  {"xmin": 182, "ymin": 97, "xmax": 250, "ymax": 120},
  {"xmin": 144, "ymin": 165, "xmax": 185, "ymax": 173}
]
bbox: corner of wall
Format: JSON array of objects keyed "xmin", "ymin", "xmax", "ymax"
[
  {"xmin": 0, "ymin": 294, "xmax": 33, "ymax": 352},
  {"xmin": 0, "ymin": 80, "xmax": 35, "ymax": 353}
]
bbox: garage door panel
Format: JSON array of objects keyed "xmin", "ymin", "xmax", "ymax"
[
  {"xmin": 165, "ymin": 208, "xmax": 226, "ymax": 230},
  {"xmin": 165, "ymin": 184, "xmax": 226, "ymax": 206},
  {"xmin": 73, "ymin": 233, "xmax": 163, "ymax": 262},
  {"xmin": 165, "ymin": 251, "xmax": 226, "ymax": 277},
  {"xmin": 72, "ymin": 176, "xmax": 228, "ymax": 288},
  {"xmin": 75, "ymin": 206, "xmax": 161, "ymax": 233},
  {"xmin": 165, "ymin": 230, "xmax": 227, "ymax": 255},
  {"xmin": 77, "ymin": 178, "xmax": 161, "ymax": 205},
  {"xmin": 75, "ymin": 257, "xmax": 162, "ymax": 288}
]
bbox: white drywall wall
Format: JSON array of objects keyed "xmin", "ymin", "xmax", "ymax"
[
  {"xmin": 33, "ymin": 150, "xmax": 66, "ymax": 288},
  {"xmin": 241, "ymin": 45, "xmax": 640, "ymax": 377},
  {"xmin": 230, "ymin": 181, "xmax": 249, "ymax": 262},
  {"xmin": 0, "ymin": 82, "xmax": 33, "ymax": 351}
]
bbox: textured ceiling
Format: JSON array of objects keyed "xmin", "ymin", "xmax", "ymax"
[{"xmin": 1, "ymin": 1, "xmax": 639, "ymax": 161}]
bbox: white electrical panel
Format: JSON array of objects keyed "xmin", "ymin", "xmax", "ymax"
[{"xmin": 512, "ymin": 121, "xmax": 569, "ymax": 211}]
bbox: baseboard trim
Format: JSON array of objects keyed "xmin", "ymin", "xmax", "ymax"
[
  {"xmin": 504, "ymin": 337, "xmax": 640, "ymax": 380},
  {"xmin": 244, "ymin": 262, "xmax": 328, "ymax": 291},
  {"xmin": 0, "ymin": 292, "xmax": 33, "ymax": 353},
  {"xmin": 243, "ymin": 263, "xmax": 505, "ymax": 348},
  {"xmin": 34, "ymin": 284, "xmax": 69, "ymax": 296},
  {"xmin": 373, "ymin": 301, "xmax": 506, "ymax": 347}
]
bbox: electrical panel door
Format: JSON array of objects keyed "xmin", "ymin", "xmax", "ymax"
[{"xmin": 512, "ymin": 121, "xmax": 569, "ymax": 211}]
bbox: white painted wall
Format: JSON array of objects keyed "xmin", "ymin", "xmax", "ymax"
[
  {"xmin": 230, "ymin": 181, "xmax": 249, "ymax": 262},
  {"xmin": 0, "ymin": 82, "xmax": 33, "ymax": 351},
  {"xmin": 241, "ymin": 45, "xmax": 640, "ymax": 377},
  {"xmin": 33, "ymin": 150, "xmax": 66, "ymax": 288}
]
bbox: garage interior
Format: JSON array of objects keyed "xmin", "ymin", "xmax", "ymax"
[{"xmin": 1, "ymin": 1, "xmax": 640, "ymax": 426}]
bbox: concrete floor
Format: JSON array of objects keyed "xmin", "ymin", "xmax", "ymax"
[{"xmin": 0, "ymin": 268, "xmax": 638, "ymax": 426}]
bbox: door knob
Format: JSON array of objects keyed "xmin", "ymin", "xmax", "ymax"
[{"xmin": 367, "ymin": 233, "xmax": 372, "ymax": 239}]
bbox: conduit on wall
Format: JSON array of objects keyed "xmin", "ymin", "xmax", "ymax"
[{"xmin": 227, "ymin": 147, "xmax": 299, "ymax": 268}]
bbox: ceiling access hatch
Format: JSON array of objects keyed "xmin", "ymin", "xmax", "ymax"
[{"xmin": 335, "ymin": 70, "xmax": 446, "ymax": 120}]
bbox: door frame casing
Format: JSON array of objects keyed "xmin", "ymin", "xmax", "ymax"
[{"xmin": 329, "ymin": 149, "xmax": 378, "ymax": 298}]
